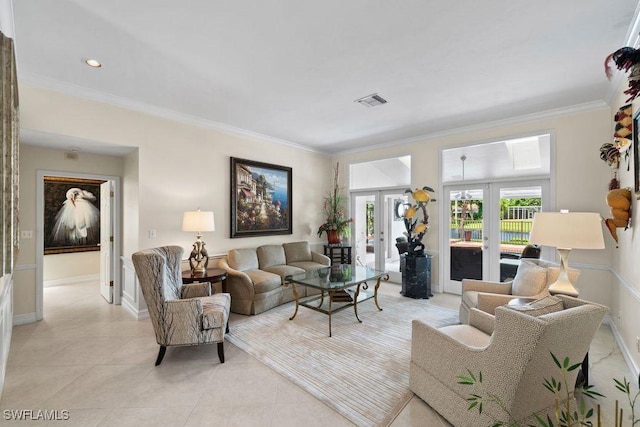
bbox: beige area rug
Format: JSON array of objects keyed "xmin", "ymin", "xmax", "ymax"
[{"xmin": 226, "ymin": 294, "xmax": 459, "ymax": 426}]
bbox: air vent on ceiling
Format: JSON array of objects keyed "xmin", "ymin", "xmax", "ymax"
[{"xmin": 354, "ymin": 93, "xmax": 388, "ymax": 108}]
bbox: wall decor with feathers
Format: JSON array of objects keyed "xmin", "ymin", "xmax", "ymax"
[{"xmin": 605, "ymin": 46, "xmax": 640, "ymax": 102}]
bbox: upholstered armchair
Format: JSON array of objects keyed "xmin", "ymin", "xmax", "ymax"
[
  {"xmin": 132, "ymin": 246, "xmax": 231, "ymax": 366},
  {"xmin": 410, "ymin": 296, "xmax": 608, "ymax": 426},
  {"xmin": 459, "ymin": 259, "xmax": 580, "ymax": 324}
]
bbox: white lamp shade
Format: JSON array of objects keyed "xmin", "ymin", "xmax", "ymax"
[
  {"xmin": 182, "ymin": 211, "xmax": 215, "ymax": 232},
  {"xmin": 529, "ymin": 212, "xmax": 604, "ymax": 250}
]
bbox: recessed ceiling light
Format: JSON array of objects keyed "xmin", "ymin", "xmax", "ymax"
[{"xmin": 83, "ymin": 58, "xmax": 102, "ymax": 68}]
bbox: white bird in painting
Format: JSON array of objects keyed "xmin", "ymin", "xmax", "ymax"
[{"xmin": 50, "ymin": 188, "xmax": 100, "ymax": 246}]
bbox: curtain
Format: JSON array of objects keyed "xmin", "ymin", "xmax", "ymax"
[{"xmin": 1, "ymin": 30, "xmax": 19, "ymax": 276}]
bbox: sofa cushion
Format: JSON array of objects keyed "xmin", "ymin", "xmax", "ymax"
[
  {"xmin": 244, "ymin": 269, "xmax": 282, "ymax": 293},
  {"xmin": 257, "ymin": 245, "xmax": 287, "ymax": 269},
  {"xmin": 263, "ymin": 264, "xmax": 305, "ymax": 278},
  {"xmin": 506, "ymin": 295, "xmax": 564, "ymax": 317},
  {"xmin": 200, "ymin": 293, "xmax": 230, "ymax": 330},
  {"xmin": 512, "ymin": 260, "xmax": 547, "ymax": 296},
  {"xmin": 228, "ymin": 248, "xmax": 259, "ymax": 271},
  {"xmin": 283, "ymin": 241, "xmax": 312, "ymax": 263},
  {"xmin": 288, "ymin": 261, "xmax": 327, "ymax": 272}
]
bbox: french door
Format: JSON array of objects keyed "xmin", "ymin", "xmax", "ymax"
[
  {"xmin": 351, "ymin": 189, "xmax": 409, "ymax": 282},
  {"xmin": 442, "ymin": 180, "xmax": 549, "ymax": 294}
]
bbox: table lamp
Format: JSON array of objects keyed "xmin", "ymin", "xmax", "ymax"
[
  {"xmin": 182, "ymin": 209, "xmax": 215, "ymax": 275},
  {"xmin": 529, "ymin": 211, "xmax": 604, "ymax": 297}
]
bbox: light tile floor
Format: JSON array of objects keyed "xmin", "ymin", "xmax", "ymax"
[{"xmin": 0, "ymin": 281, "xmax": 633, "ymax": 426}]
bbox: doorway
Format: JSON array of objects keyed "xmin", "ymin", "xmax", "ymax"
[
  {"xmin": 348, "ymin": 156, "xmax": 412, "ymax": 282},
  {"xmin": 35, "ymin": 170, "xmax": 121, "ymax": 320},
  {"xmin": 351, "ymin": 189, "xmax": 409, "ymax": 282},
  {"xmin": 440, "ymin": 133, "xmax": 552, "ymax": 294},
  {"xmin": 442, "ymin": 180, "xmax": 549, "ymax": 294}
]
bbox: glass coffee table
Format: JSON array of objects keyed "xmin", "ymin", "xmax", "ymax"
[{"xmin": 285, "ymin": 264, "xmax": 389, "ymax": 337}]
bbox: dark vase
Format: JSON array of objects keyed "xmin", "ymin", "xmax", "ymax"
[
  {"xmin": 326, "ymin": 230, "xmax": 341, "ymax": 244},
  {"xmin": 400, "ymin": 254, "xmax": 432, "ymax": 299}
]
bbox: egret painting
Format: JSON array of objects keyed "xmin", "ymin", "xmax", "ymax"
[{"xmin": 44, "ymin": 176, "xmax": 105, "ymax": 254}]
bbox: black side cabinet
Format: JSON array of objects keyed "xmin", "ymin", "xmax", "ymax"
[{"xmin": 323, "ymin": 244, "xmax": 352, "ymax": 265}]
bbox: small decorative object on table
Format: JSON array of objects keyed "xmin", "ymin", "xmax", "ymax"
[
  {"xmin": 182, "ymin": 209, "xmax": 215, "ymax": 275},
  {"xmin": 317, "ymin": 162, "xmax": 352, "ymax": 244},
  {"xmin": 400, "ymin": 186, "xmax": 436, "ymax": 299}
]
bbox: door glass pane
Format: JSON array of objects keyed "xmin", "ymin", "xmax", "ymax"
[
  {"xmin": 353, "ymin": 194, "xmax": 375, "ymax": 269},
  {"xmin": 384, "ymin": 193, "xmax": 409, "ymax": 280},
  {"xmin": 498, "ymin": 186, "xmax": 541, "ymax": 281},
  {"xmin": 449, "ymin": 189, "xmax": 484, "ymax": 281}
]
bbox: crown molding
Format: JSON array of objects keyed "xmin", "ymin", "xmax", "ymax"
[
  {"xmin": 19, "ymin": 71, "xmax": 610, "ymax": 158},
  {"xmin": 333, "ymin": 100, "xmax": 609, "ymax": 156},
  {"xmin": 19, "ymin": 72, "xmax": 329, "ymax": 156}
]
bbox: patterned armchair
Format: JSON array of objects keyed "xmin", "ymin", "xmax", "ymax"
[
  {"xmin": 132, "ymin": 246, "xmax": 231, "ymax": 366},
  {"xmin": 411, "ymin": 296, "xmax": 608, "ymax": 426}
]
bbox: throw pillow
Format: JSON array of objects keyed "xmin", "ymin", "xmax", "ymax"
[
  {"xmin": 512, "ymin": 260, "xmax": 547, "ymax": 296},
  {"xmin": 506, "ymin": 295, "xmax": 564, "ymax": 317}
]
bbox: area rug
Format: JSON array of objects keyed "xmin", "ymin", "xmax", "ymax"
[{"xmin": 226, "ymin": 294, "xmax": 459, "ymax": 426}]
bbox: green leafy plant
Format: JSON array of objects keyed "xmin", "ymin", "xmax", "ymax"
[
  {"xmin": 458, "ymin": 353, "xmax": 639, "ymax": 427},
  {"xmin": 317, "ymin": 162, "xmax": 352, "ymax": 239},
  {"xmin": 614, "ymin": 376, "xmax": 640, "ymax": 426}
]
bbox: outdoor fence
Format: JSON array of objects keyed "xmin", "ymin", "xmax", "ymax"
[{"xmin": 449, "ymin": 219, "xmax": 532, "ymax": 245}]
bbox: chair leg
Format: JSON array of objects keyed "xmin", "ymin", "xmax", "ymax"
[
  {"xmin": 217, "ymin": 341, "xmax": 225, "ymax": 363},
  {"xmin": 155, "ymin": 345, "xmax": 167, "ymax": 366}
]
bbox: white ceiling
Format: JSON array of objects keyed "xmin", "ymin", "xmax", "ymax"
[{"xmin": 11, "ymin": 0, "xmax": 640, "ymax": 155}]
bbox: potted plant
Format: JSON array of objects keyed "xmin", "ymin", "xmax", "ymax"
[
  {"xmin": 400, "ymin": 186, "xmax": 436, "ymax": 298},
  {"xmin": 317, "ymin": 163, "xmax": 352, "ymax": 244}
]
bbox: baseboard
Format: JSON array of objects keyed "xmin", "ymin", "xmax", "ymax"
[
  {"xmin": 44, "ymin": 274, "xmax": 100, "ymax": 288},
  {"xmin": 604, "ymin": 315, "xmax": 640, "ymax": 380},
  {"xmin": 13, "ymin": 312, "xmax": 37, "ymax": 325},
  {"xmin": 121, "ymin": 298, "xmax": 149, "ymax": 320}
]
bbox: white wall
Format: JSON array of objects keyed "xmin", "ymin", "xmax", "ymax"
[
  {"xmin": 16, "ymin": 84, "xmax": 331, "ymax": 318},
  {"xmin": 607, "ymin": 77, "xmax": 640, "ymax": 375},
  {"xmin": 14, "ymin": 144, "xmax": 124, "ymax": 316},
  {"xmin": 43, "ymin": 252, "xmax": 100, "ymax": 283}
]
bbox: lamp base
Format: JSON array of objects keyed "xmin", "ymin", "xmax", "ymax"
[
  {"xmin": 548, "ymin": 280, "xmax": 579, "ymax": 297},
  {"xmin": 547, "ymin": 248, "xmax": 579, "ymax": 297},
  {"xmin": 188, "ymin": 236, "xmax": 209, "ymax": 276}
]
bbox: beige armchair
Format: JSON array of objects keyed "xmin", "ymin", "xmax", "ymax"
[
  {"xmin": 410, "ymin": 296, "xmax": 608, "ymax": 426},
  {"xmin": 132, "ymin": 246, "xmax": 231, "ymax": 366},
  {"xmin": 459, "ymin": 259, "xmax": 580, "ymax": 324}
]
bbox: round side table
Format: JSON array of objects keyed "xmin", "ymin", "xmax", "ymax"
[{"xmin": 182, "ymin": 268, "xmax": 228, "ymax": 293}]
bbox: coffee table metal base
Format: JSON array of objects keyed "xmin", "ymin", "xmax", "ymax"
[{"xmin": 288, "ymin": 274, "xmax": 388, "ymax": 337}]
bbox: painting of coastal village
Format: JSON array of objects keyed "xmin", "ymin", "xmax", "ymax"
[{"xmin": 231, "ymin": 158, "xmax": 292, "ymax": 237}]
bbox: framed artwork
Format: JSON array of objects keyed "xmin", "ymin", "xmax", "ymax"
[
  {"xmin": 633, "ymin": 110, "xmax": 640, "ymax": 199},
  {"xmin": 43, "ymin": 176, "xmax": 104, "ymax": 254},
  {"xmin": 393, "ymin": 199, "xmax": 406, "ymax": 221},
  {"xmin": 230, "ymin": 157, "xmax": 292, "ymax": 238}
]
